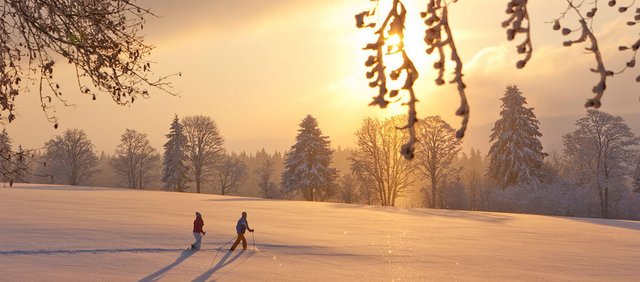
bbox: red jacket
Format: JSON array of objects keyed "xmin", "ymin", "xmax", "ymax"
[{"xmin": 193, "ymin": 217, "xmax": 204, "ymax": 233}]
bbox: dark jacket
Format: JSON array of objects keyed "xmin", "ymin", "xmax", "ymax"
[
  {"xmin": 193, "ymin": 217, "xmax": 204, "ymax": 233},
  {"xmin": 236, "ymin": 217, "xmax": 250, "ymax": 234}
]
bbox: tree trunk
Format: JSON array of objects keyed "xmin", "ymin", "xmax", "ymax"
[
  {"xmin": 603, "ymin": 163, "xmax": 610, "ymax": 219},
  {"xmin": 431, "ymin": 178, "xmax": 437, "ymax": 208},
  {"xmin": 603, "ymin": 185, "xmax": 609, "ymax": 218}
]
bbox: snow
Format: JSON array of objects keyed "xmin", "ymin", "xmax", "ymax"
[{"xmin": 1, "ymin": 183, "xmax": 639, "ymax": 281}]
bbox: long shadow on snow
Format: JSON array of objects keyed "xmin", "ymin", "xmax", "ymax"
[
  {"xmin": 330, "ymin": 203, "xmax": 512, "ymax": 224},
  {"xmin": 565, "ymin": 217, "xmax": 640, "ymax": 231},
  {"xmin": 0, "ymin": 248, "xmax": 187, "ymax": 256},
  {"xmin": 192, "ymin": 250, "xmax": 252, "ymax": 282},
  {"xmin": 205, "ymin": 197, "xmax": 268, "ymax": 202},
  {"xmin": 139, "ymin": 249, "xmax": 195, "ymax": 282},
  {"xmin": 12, "ymin": 184, "xmax": 116, "ymax": 191}
]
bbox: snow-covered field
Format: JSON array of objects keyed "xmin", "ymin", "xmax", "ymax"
[{"xmin": 1, "ymin": 184, "xmax": 639, "ymax": 281}]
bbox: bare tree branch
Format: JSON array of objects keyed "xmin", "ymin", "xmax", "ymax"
[{"xmin": 0, "ymin": 0, "xmax": 178, "ymax": 126}]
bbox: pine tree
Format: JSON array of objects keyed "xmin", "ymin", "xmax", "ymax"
[
  {"xmin": 488, "ymin": 85, "xmax": 547, "ymax": 188},
  {"xmin": 282, "ymin": 115, "xmax": 337, "ymax": 201},
  {"xmin": 13, "ymin": 145, "xmax": 29, "ymax": 184},
  {"xmin": 633, "ymin": 159, "xmax": 640, "ymax": 193},
  {"xmin": 162, "ymin": 115, "xmax": 189, "ymax": 192},
  {"xmin": 0, "ymin": 129, "xmax": 13, "ymax": 183}
]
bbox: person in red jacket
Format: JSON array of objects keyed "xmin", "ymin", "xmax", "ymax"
[{"xmin": 191, "ymin": 212, "xmax": 206, "ymax": 250}]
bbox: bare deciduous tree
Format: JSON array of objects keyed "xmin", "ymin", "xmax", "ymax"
[
  {"xmin": 217, "ymin": 156, "xmax": 247, "ymax": 195},
  {"xmin": 111, "ymin": 129, "xmax": 160, "ymax": 189},
  {"xmin": 414, "ymin": 116, "xmax": 462, "ymax": 208},
  {"xmin": 356, "ymin": 0, "xmax": 640, "ymax": 159},
  {"xmin": 256, "ymin": 158, "xmax": 278, "ymax": 199},
  {"xmin": 563, "ymin": 109, "xmax": 640, "ymax": 218},
  {"xmin": 43, "ymin": 128, "xmax": 98, "ymax": 185},
  {"xmin": 183, "ymin": 115, "xmax": 225, "ymax": 193},
  {"xmin": 337, "ymin": 173, "xmax": 362, "ymax": 204},
  {"xmin": 351, "ymin": 116, "xmax": 415, "ymax": 206},
  {"xmin": 0, "ymin": 0, "xmax": 177, "ymax": 125}
]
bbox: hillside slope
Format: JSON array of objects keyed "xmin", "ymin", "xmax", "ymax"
[{"xmin": 1, "ymin": 184, "xmax": 639, "ymax": 281}]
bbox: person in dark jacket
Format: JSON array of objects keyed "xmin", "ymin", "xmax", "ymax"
[
  {"xmin": 229, "ymin": 211, "xmax": 254, "ymax": 251},
  {"xmin": 191, "ymin": 212, "xmax": 206, "ymax": 250}
]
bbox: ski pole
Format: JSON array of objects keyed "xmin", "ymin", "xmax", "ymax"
[
  {"xmin": 211, "ymin": 235, "xmax": 237, "ymax": 267},
  {"xmin": 222, "ymin": 235, "xmax": 236, "ymax": 250},
  {"xmin": 252, "ymin": 232, "xmax": 256, "ymax": 251}
]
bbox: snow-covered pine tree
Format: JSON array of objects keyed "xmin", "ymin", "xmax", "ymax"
[
  {"xmin": 13, "ymin": 145, "xmax": 29, "ymax": 184},
  {"xmin": 634, "ymin": 159, "xmax": 640, "ymax": 192},
  {"xmin": 162, "ymin": 115, "xmax": 189, "ymax": 192},
  {"xmin": 488, "ymin": 85, "xmax": 547, "ymax": 188},
  {"xmin": 282, "ymin": 115, "xmax": 337, "ymax": 201},
  {"xmin": 0, "ymin": 129, "xmax": 13, "ymax": 183}
]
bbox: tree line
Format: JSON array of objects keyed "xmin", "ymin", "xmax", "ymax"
[
  {"xmin": 2, "ymin": 86, "xmax": 640, "ymax": 220},
  {"xmin": 345, "ymin": 85, "xmax": 640, "ymax": 220}
]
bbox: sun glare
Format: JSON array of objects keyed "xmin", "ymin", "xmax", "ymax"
[
  {"xmin": 386, "ymin": 34, "xmax": 401, "ymax": 47},
  {"xmin": 383, "ymin": 34, "xmax": 405, "ymax": 71}
]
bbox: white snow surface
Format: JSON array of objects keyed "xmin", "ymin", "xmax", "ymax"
[{"xmin": 1, "ymin": 184, "xmax": 639, "ymax": 281}]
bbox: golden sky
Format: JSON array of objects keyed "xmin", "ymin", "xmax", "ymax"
[{"xmin": 6, "ymin": 0, "xmax": 640, "ymax": 155}]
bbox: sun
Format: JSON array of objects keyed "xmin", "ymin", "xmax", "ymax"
[
  {"xmin": 386, "ymin": 34, "xmax": 402, "ymax": 47},
  {"xmin": 383, "ymin": 34, "xmax": 405, "ymax": 71}
]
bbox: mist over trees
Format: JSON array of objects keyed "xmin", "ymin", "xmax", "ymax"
[
  {"xmin": 3, "ymin": 86, "xmax": 639, "ymax": 221},
  {"xmin": 43, "ymin": 129, "xmax": 99, "ymax": 185},
  {"xmin": 337, "ymin": 173, "xmax": 362, "ymax": 204},
  {"xmin": 216, "ymin": 156, "xmax": 247, "ymax": 196},
  {"xmin": 459, "ymin": 149, "xmax": 487, "ymax": 210},
  {"xmin": 256, "ymin": 158, "xmax": 279, "ymax": 199}
]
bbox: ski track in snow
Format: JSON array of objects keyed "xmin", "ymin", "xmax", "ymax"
[{"xmin": 1, "ymin": 183, "xmax": 639, "ymax": 281}]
